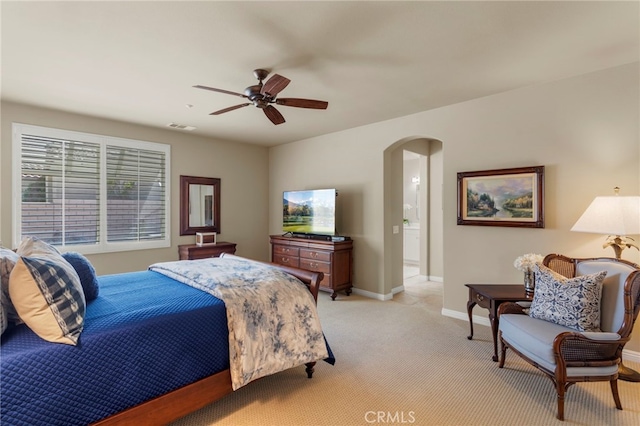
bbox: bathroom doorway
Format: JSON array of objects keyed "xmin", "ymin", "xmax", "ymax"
[
  {"xmin": 403, "ymin": 150, "xmax": 422, "ymax": 280},
  {"xmin": 400, "ymin": 140, "xmax": 443, "ymax": 285},
  {"xmin": 382, "ymin": 137, "xmax": 443, "ymax": 298}
]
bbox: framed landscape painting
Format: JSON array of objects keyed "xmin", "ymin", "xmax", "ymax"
[{"xmin": 457, "ymin": 166, "xmax": 544, "ymax": 228}]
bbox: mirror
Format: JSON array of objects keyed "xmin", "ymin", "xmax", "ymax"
[{"xmin": 180, "ymin": 175, "xmax": 221, "ymax": 236}]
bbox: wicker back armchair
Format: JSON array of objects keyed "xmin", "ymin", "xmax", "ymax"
[{"xmin": 497, "ymin": 254, "xmax": 640, "ymax": 421}]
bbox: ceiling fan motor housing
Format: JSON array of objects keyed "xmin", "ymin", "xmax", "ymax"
[
  {"xmin": 244, "ymin": 84, "xmax": 263, "ymax": 98},
  {"xmin": 245, "ymin": 85, "xmax": 270, "ymax": 108}
]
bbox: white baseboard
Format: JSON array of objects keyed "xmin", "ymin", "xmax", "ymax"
[
  {"xmin": 442, "ymin": 307, "xmax": 490, "ymax": 327},
  {"xmin": 392, "ymin": 285, "xmax": 405, "ymax": 295},
  {"xmin": 355, "ymin": 279, "xmax": 448, "ymax": 300},
  {"xmin": 441, "ymin": 308, "xmax": 640, "ymax": 364},
  {"xmin": 625, "ymin": 349, "xmax": 640, "ymax": 364},
  {"xmin": 351, "ymin": 287, "xmax": 393, "ymax": 301},
  {"xmin": 429, "ymin": 275, "xmax": 443, "ymax": 282}
]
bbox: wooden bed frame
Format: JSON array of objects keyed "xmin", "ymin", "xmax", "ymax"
[{"xmin": 92, "ymin": 263, "xmax": 324, "ymax": 426}]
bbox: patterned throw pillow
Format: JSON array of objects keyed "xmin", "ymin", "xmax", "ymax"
[
  {"xmin": 529, "ymin": 263, "xmax": 607, "ymax": 332},
  {"xmin": 1, "ymin": 248, "xmax": 21, "ymax": 330},
  {"xmin": 9, "ymin": 237, "xmax": 85, "ymax": 345}
]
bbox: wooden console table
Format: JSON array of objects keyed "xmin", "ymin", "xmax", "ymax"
[{"xmin": 465, "ymin": 284, "xmax": 533, "ymax": 362}]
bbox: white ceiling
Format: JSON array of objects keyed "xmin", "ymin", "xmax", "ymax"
[{"xmin": 2, "ymin": 1, "xmax": 638, "ymax": 147}]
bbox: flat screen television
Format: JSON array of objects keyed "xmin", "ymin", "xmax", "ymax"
[{"xmin": 283, "ymin": 188, "xmax": 337, "ymax": 236}]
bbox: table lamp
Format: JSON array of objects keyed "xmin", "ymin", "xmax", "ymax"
[
  {"xmin": 571, "ymin": 187, "xmax": 640, "ymax": 382},
  {"xmin": 571, "ymin": 187, "xmax": 640, "ymax": 259}
]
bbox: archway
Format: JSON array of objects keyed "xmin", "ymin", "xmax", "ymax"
[{"xmin": 382, "ymin": 137, "xmax": 443, "ymax": 297}]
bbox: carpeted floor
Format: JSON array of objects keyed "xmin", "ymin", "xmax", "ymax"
[{"xmin": 172, "ymin": 276, "xmax": 640, "ymax": 426}]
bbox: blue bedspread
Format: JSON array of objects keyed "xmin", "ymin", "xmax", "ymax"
[{"xmin": 0, "ymin": 271, "xmax": 229, "ymax": 426}]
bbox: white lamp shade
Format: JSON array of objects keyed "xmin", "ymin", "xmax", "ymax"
[{"xmin": 571, "ymin": 196, "xmax": 640, "ymax": 236}]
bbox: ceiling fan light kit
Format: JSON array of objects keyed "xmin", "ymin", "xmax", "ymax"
[{"xmin": 194, "ymin": 69, "xmax": 328, "ymax": 125}]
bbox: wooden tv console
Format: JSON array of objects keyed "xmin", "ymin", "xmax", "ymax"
[{"xmin": 270, "ymin": 235, "xmax": 353, "ymax": 300}]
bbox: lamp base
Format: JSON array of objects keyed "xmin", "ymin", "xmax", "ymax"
[
  {"xmin": 619, "ymin": 362, "xmax": 640, "ymax": 382},
  {"xmin": 604, "ymin": 235, "xmax": 639, "ymax": 259}
]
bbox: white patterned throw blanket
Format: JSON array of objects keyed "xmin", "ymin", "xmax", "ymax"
[{"xmin": 149, "ymin": 254, "xmax": 329, "ymax": 390}]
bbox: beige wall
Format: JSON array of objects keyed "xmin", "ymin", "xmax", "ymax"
[
  {"xmin": 0, "ymin": 101, "xmax": 271, "ymax": 274},
  {"xmin": 427, "ymin": 143, "xmax": 444, "ymax": 280},
  {"xmin": 269, "ymin": 63, "xmax": 640, "ymax": 352}
]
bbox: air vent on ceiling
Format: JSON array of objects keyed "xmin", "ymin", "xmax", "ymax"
[{"xmin": 167, "ymin": 123, "xmax": 196, "ymax": 131}]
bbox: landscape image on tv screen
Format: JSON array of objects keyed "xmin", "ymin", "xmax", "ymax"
[{"xmin": 283, "ymin": 189, "xmax": 336, "ymax": 235}]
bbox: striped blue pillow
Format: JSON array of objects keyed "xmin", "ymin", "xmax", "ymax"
[
  {"xmin": 10, "ymin": 256, "xmax": 85, "ymax": 345},
  {"xmin": 10, "ymin": 237, "xmax": 85, "ymax": 345}
]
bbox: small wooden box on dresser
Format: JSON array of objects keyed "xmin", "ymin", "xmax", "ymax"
[
  {"xmin": 178, "ymin": 242, "xmax": 237, "ymax": 260},
  {"xmin": 270, "ymin": 235, "xmax": 353, "ymax": 300}
]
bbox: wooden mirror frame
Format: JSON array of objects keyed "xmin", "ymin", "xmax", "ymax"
[{"xmin": 180, "ymin": 175, "xmax": 221, "ymax": 236}]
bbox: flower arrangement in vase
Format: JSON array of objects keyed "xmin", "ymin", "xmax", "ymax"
[{"xmin": 514, "ymin": 253, "xmax": 544, "ymax": 293}]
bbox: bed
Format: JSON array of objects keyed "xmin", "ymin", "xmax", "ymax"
[{"xmin": 1, "ymin": 244, "xmax": 333, "ymax": 426}]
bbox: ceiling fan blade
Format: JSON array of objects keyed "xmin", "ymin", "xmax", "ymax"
[
  {"xmin": 194, "ymin": 85, "xmax": 247, "ymax": 98},
  {"xmin": 263, "ymin": 105, "xmax": 286, "ymax": 125},
  {"xmin": 275, "ymin": 98, "xmax": 328, "ymax": 109},
  {"xmin": 210, "ymin": 103, "xmax": 251, "ymax": 115},
  {"xmin": 261, "ymin": 74, "xmax": 290, "ymax": 97}
]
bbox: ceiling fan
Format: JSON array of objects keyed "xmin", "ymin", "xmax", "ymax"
[{"xmin": 194, "ymin": 69, "xmax": 328, "ymax": 125}]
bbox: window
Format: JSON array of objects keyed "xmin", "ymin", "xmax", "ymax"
[{"xmin": 13, "ymin": 124, "xmax": 170, "ymax": 254}]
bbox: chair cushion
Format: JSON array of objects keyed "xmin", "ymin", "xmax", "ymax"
[
  {"xmin": 529, "ymin": 264, "xmax": 606, "ymax": 331},
  {"xmin": 499, "ymin": 313, "xmax": 619, "ymax": 377},
  {"xmin": 501, "ymin": 313, "xmax": 571, "ymax": 367}
]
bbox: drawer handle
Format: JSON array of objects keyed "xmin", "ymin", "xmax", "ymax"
[
  {"xmin": 281, "ymin": 257, "xmax": 289, "ymax": 263},
  {"xmin": 310, "ymin": 252, "xmax": 318, "ymax": 258},
  {"xmin": 310, "ymin": 262, "xmax": 318, "ymax": 268},
  {"xmin": 284, "ymin": 248, "xmax": 290, "ymax": 253},
  {"xmin": 476, "ymin": 294, "xmax": 484, "ymax": 302}
]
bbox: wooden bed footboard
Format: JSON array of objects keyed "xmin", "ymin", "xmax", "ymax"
[
  {"xmin": 92, "ymin": 370, "xmax": 233, "ymax": 426},
  {"xmin": 269, "ymin": 262, "xmax": 323, "ymax": 302},
  {"xmin": 92, "ymin": 263, "xmax": 324, "ymax": 426}
]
